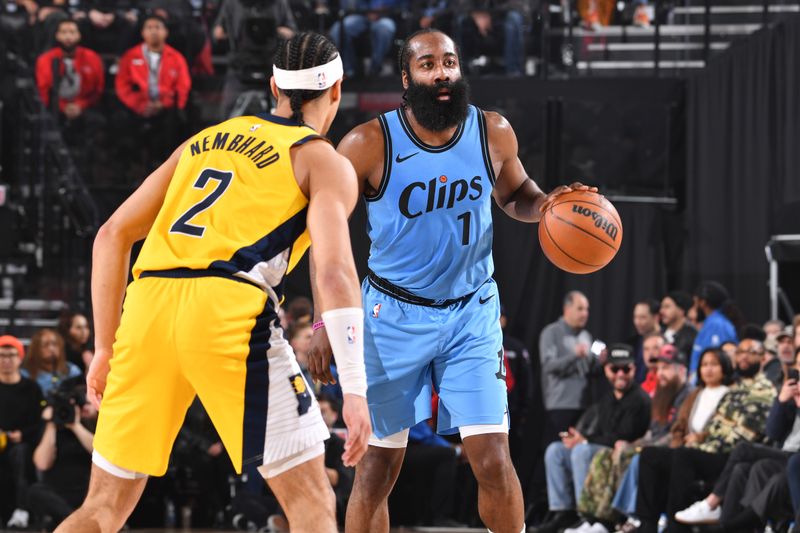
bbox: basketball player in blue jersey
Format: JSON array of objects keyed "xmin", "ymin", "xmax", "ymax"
[{"xmin": 309, "ymin": 29, "xmax": 595, "ymax": 533}]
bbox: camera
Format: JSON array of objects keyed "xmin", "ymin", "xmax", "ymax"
[{"xmin": 46, "ymin": 376, "xmax": 86, "ymax": 427}]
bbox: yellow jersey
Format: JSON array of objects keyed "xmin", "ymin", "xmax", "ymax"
[{"xmin": 133, "ymin": 113, "xmax": 323, "ymax": 299}]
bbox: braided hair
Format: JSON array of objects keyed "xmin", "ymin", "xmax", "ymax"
[{"xmin": 273, "ymin": 32, "xmax": 339, "ymax": 125}]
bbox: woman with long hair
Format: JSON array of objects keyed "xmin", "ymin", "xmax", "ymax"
[
  {"xmin": 57, "ymin": 311, "xmax": 93, "ymax": 373},
  {"xmin": 21, "ymin": 328, "xmax": 81, "ymax": 395}
]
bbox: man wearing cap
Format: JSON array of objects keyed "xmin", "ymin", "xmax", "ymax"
[
  {"xmin": 660, "ymin": 291, "xmax": 697, "ymax": 360},
  {"xmin": 536, "ymin": 344, "xmax": 651, "ymax": 533},
  {"xmin": 574, "ymin": 344, "xmax": 690, "ymax": 524},
  {"xmin": 689, "ymin": 281, "xmax": 739, "ymax": 381},
  {"xmin": 0, "ymin": 335, "xmax": 44, "ymax": 529}
]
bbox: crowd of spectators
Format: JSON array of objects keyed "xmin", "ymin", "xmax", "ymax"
[{"xmin": 2, "ymin": 281, "xmax": 800, "ymax": 532}]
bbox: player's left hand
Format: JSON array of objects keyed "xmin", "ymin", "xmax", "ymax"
[
  {"xmin": 86, "ymin": 349, "xmax": 112, "ymax": 410},
  {"xmin": 539, "ymin": 182, "xmax": 599, "ymax": 214},
  {"xmin": 308, "ymin": 327, "xmax": 336, "ymax": 385},
  {"xmin": 341, "ymin": 393, "xmax": 372, "ymax": 467}
]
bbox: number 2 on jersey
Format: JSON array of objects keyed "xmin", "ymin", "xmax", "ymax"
[
  {"xmin": 457, "ymin": 211, "xmax": 471, "ymax": 246},
  {"xmin": 170, "ymin": 168, "xmax": 233, "ymax": 237}
]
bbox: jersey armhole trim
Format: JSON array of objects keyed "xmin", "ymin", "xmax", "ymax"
[
  {"xmin": 292, "ymin": 134, "xmax": 332, "ymax": 148},
  {"xmin": 477, "ymin": 109, "xmax": 497, "ymax": 186},
  {"xmin": 365, "ymin": 114, "xmax": 392, "ymax": 203}
]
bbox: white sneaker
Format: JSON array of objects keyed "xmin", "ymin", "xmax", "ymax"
[
  {"xmin": 7, "ymin": 508, "xmax": 29, "ymax": 528},
  {"xmin": 588, "ymin": 523, "xmax": 610, "ymax": 533},
  {"xmin": 565, "ymin": 522, "xmax": 595, "ymax": 533},
  {"xmin": 674, "ymin": 500, "xmax": 721, "ymax": 524}
]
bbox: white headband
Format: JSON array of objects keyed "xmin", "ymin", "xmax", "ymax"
[{"xmin": 273, "ymin": 55, "xmax": 343, "ymax": 91}]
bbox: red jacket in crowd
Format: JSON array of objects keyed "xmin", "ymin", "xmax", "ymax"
[
  {"xmin": 35, "ymin": 46, "xmax": 105, "ymax": 112},
  {"xmin": 115, "ymin": 43, "xmax": 191, "ymax": 115}
]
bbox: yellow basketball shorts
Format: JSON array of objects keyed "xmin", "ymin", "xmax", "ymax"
[{"xmin": 93, "ymin": 273, "xmax": 329, "ymax": 477}]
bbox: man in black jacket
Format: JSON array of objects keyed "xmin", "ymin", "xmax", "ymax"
[
  {"xmin": 0, "ymin": 335, "xmax": 43, "ymax": 529},
  {"xmin": 536, "ymin": 344, "xmax": 651, "ymax": 533}
]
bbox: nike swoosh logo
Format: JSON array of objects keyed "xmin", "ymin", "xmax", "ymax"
[
  {"xmin": 395, "ymin": 152, "xmax": 419, "ymax": 163},
  {"xmin": 479, "ymin": 294, "xmax": 495, "ymax": 305}
]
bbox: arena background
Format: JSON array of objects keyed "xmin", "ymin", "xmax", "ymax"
[{"xmin": 2, "ymin": 2, "xmax": 800, "ymax": 530}]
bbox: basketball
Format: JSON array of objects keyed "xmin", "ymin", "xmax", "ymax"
[{"xmin": 538, "ymin": 190, "xmax": 623, "ymax": 274}]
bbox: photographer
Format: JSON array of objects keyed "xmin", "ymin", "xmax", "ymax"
[
  {"xmin": 0, "ymin": 335, "xmax": 43, "ymax": 530},
  {"xmin": 28, "ymin": 383, "xmax": 96, "ymax": 528}
]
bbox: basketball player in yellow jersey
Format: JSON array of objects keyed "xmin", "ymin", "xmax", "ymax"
[{"xmin": 55, "ymin": 33, "xmax": 370, "ymax": 533}]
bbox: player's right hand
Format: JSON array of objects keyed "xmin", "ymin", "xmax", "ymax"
[
  {"xmin": 308, "ymin": 327, "xmax": 336, "ymax": 384},
  {"xmin": 86, "ymin": 349, "xmax": 112, "ymax": 410},
  {"xmin": 341, "ymin": 393, "xmax": 372, "ymax": 467}
]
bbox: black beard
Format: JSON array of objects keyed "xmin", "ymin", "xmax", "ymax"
[
  {"xmin": 58, "ymin": 42, "xmax": 77, "ymax": 54},
  {"xmin": 695, "ymin": 306, "xmax": 707, "ymax": 323},
  {"xmin": 404, "ymin": 76, "xmax": 470, "ymax": 132},
  {"xmin": 736, "ymin": 364, "xmax": 760, "ymax": 378}
]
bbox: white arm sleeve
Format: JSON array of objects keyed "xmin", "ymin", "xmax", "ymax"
[{"xmin": 321, "ymin": 307, "xmax": 367, "ymax": 397}]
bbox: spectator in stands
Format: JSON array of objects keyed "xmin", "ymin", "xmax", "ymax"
[
  {"xmin": 539, "ymin": 290, "xmax": 593, "ymax": 446},
  {"xmin": 318, "ymin": 394, "xmax": 355, "ymax": 524},
  {"xmin": 329, "ymin": 0, "xmax": 409, "ymax": 78},
  {"xmin": 115, "ymin": 14, "xmax": 191, "ymax": 171},
  {"xmin": 639, "ymin": 333, "xmax": 664, "ymax": 397},
  {"xmin": 284, "ymin": 296, "xmax": 313, "ymax": 330},
  {"xmin": 537, "ymin": 344, "xmax": 650, "ymax": 533},
  {"xmin": 0, "ymin": 335, "xmax": 42, "ymax": 530},
  {"xmin": 660, "ymin": 291, "xmax": 697, "ymax": 360},
  {"xmin": 399, "ymin": 419, "xmax": 463, "ymax": 527},
  {"xmin": 28, "ymin": 395, "xmax": 97, "ymax": 529},
  {"xmin": 57, "ymin": 310, "xmax": 92, "ymax": 373},
  {"xmin": 35, "ymin": 19, "xmax": 104, "ymax": 122},
  {"xmin": 413, "ymin": 0, "xmax": 451, "ymax": 32},
  {"xmin": 720, "ymin": 340, "xmax": 737, "ymax": 364},
  {"xmin": 21, "ymin": 329, "xmax": 81, "ymax": 396},
  {"xmin": 455, "ymin": 0, "xmax": 529, "ymax": 76},
  {"xmin": 689, "ymin": 281, "xmax": 739, "ymax": 381},
  {"xmin": 76, "ymin": 3, "xmax": 137, "ymax": 56},
  {"xmin": 575, "ymin": 343, "xmax": 690, "ymax": 527},
  {"xmin": 794, "ymin": 314, "xmax": 800, "ymax": 348},
  {"xmin": 116, "ymin": 14, "xmax": 191, "ymax": 119},
  {"xmin": 635, "ymin": 338, "xmax": 776, "ymax": 533},
  {"xmin": 674, "ymin": 345, "xmax": 800, "ymax": 526},
  {"xmin": 764, "ymin": 319, "xmax": 786, "ymax": 339},
  {"xmin": 172, "ymin": 398, "xmax": 233, "ymax": 527},
  {"xmin": 777, "ymin": 329, "xmax": 798, "ymax": 379},
  {"xmin": 790, "ymin": 452, "xmax": 800, "ymax": 528},
  {"xmin": 501, "ymin": 306, "xmax": 534, "ymax": 468},
  {"xmin": 213, "ymin": 0, "xmax": 297, "ymax": 118},
  {"xmin": 577, "ymin": 0, "xmax": 614, "ymax": 30},
  {"xmin": 629, "ymin": 299, "xmax": 661, "ymax": 384},
  {"xmin": 610, "ymin": 347, "xmax": 733, "ymax": 530}
]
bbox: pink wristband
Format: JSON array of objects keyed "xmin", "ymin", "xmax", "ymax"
[{"xmin": 312, "ymin": 320, "xmax": 325, "ymax": 331}]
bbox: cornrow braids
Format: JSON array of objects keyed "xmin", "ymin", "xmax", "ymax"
[{"xmin": 273, "ymin": 32, "xmax": 339, "ymax": 126}]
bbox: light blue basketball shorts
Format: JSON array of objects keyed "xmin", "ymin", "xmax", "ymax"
[{"xmin": 362, "ymin": 277, "xmax": 507, "ymax": 438}]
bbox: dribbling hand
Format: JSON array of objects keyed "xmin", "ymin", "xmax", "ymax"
[
  {"xmin": 308, "ymin": 328, "xmax": 336, "ymax": 384},
  {"xmin": 539, "ymin": 181, "xmax": 599, "ymax": 214},
  {"xmin": 86, "ymin": 349, "xmax": 112, "ymax": 410},
  {"xmin": 341, "ymin": 393, "xmax": 371, "ymax": 467}
]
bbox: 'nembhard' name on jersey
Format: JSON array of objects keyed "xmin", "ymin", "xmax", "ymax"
[{"xmin": 189, "ymin": 131, "xmax": 279, "ymax": 168}]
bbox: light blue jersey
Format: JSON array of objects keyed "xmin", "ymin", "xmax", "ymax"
[
  {"xmin": 361, "ymin": 105, "xmax": 507, "ymax": 439},
  {"xmin": 366, "ymin": 104, "xmax": 496, "ymax": 300}
]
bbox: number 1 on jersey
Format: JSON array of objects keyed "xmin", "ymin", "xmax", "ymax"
[
  {"xmin": 457, "ymin": 211, "xmax": 471, "ymax": 246},
  {"xmin": 170, "ymin": 168, "xmax": 233, "ymax": 238}
]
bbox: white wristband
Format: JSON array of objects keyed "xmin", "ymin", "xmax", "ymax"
[{"xmin": 321, "ymin": 307, "xmax": 367, "ymax": 397}]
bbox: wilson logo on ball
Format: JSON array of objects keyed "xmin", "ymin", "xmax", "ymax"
[{"xmin": 571, "ymin": 204, "xmax": 619, "ymax": 241}]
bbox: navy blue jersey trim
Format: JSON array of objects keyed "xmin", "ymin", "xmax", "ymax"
[
  {"xmin": 241, "ymin": 303, "xmax": 275, "ymax": 472},
  {"xmin": 396, "ymin": 107, "xmax": 465, "ymax": 153},
  {"xmin": 139, "ymin": 268, "xmax": 262, "ymax": 289},
  {"xmin": 254, "ymin": 113, "xmax": 304, "ymax": 128},
  {"xmin": 477, "ymin": 109, "xmax": 497, "ymax": 186},
  {"xmin": 365, "ymin": 114, "xmax": 393, "ymax": 203},
  {"xmin": 292, "ymin": 134, "xmax": 332, "ymax": 147},
  {"xmin": 209, "ymin": 207, "xmax": 308, "ymax": 292}
]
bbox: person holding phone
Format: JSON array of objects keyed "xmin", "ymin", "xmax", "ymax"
[{"xmin": 675, "ymin": 346, "xmax": 800, "ymax": 526}]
